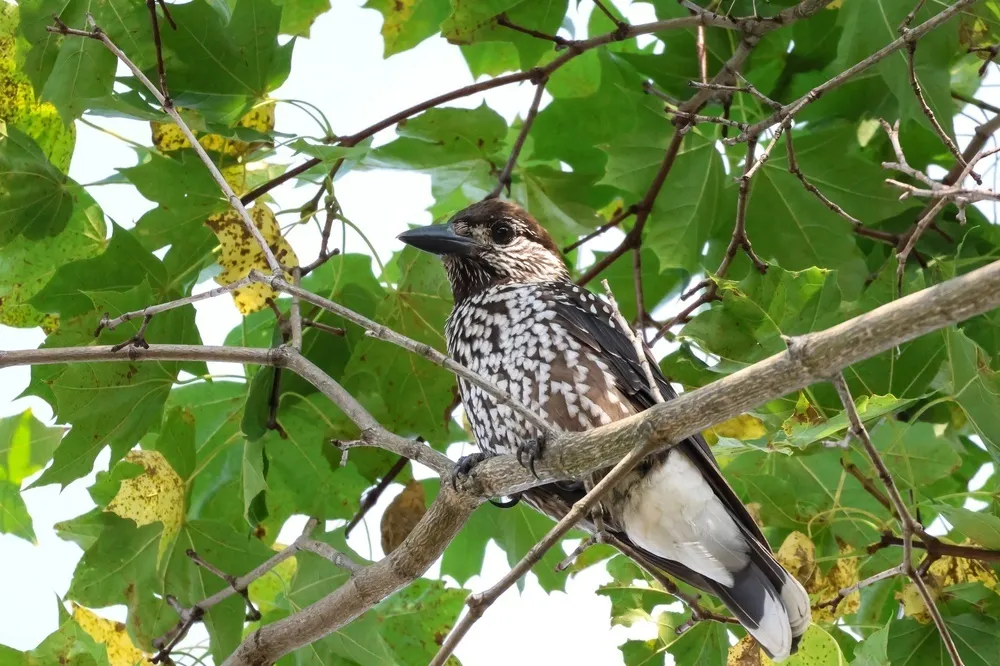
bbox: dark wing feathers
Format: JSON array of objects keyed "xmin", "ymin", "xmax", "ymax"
[{"xmin": 546, "ymin": 284, "xmax": 770, "ymax": 548}]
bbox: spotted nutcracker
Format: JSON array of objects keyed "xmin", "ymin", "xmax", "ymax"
[{"xmin": 398, "ymin": 199, "xmax": 810, "ymax": 661}]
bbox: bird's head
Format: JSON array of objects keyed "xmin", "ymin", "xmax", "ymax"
[{"xmin": 397, "ymin": 199, "xmax": 570, "ymax": 302}]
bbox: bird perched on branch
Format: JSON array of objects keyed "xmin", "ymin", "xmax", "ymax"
[{"xmin": 398, "ymin": 199, "xmax": 810, "ymax": 661}]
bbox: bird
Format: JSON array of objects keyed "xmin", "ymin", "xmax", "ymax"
[{"xmin": 397, "ymin": 199, "xmax": 810, "ymax": 661}]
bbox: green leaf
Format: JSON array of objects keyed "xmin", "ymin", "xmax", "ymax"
[
  {"xmin": 784, "ymin": 625, "xmax": 846, "ymax": 666},
  {"xmin": 0, "ymin": 3, "xmax": 77, "ymax": 172},
  {"xmin": 742, "ymin": 126, "xmax": 911, "ymax": 287},
  {"xmin": 0, "ymin": 177, "xmax": 105, "ymax": 327},
  {"xmin": 261, "ymin": 393, "xmax": 369, "ymax": 522},
  {"xmin": 122, "ymin": 151, "xmax": 227, "ymax": 254},
  {"xmin": 364, "ymin": 0, "xmax": 450, "ymax": 57},
  {"xmin": 29, "ymin": 281, "xmax": 199, "ymax": 488},
  {"xmin": 0, "ymin": 409, "xmax": 63, "ymax": 541},
  {"xmin": 30, "ymin": 223, "xmax": 167, "ymax": 318},
  {"xmin": 939, "ymin": 328, "xmax": 1000, "ymax": 463},
  {"xmin": 277, "ymin": 0, "xmax": 330, "ymax": 37},
  {"xmin": 6, "ymin": 614, "xmax": 110, "ymax": 666},
  {"xmin": 157, "ymin": 0, "xmax": 293, "ymax": 123},
  {"xmin": 596, "ymin": 582, "xmax": 672, "ymax": 627},
  {"xmin": 342, "ymin": 247, "xmax": 456, "ymax": 443},
  {"xmin": 18, "ymin": 0, "xmax": 118, "ymax": 123},
  {"xmin": 838, "ymin": 0, "xmax": 957, "ymax": 135},
  {"xmin": 442, "ymin": 479, "xmax": 579, "ymax": 592},
  {"xmin": 868, "ymin": 420, "xmax": 961, "ymax": 492},
  {"xmin": 442, "ymin": 0, "xmax": 568, "ymax": 71},
  {"xmin": 851, "ymin": 622, "xmax": 890, "ymax": 666},
  {"xmin": 887, "ymin": 613, "xmax": 1000, "ymax": 666},
  {"xmin": 618, "ymin": 133, "xmax": 726, "ymax": 273},
  {"xmin": 0, "ymin": 126, "xmax": 74, "ymax": 245},
  {"xmin": 682, "ymin": 266, "xmax": 843, "ymax": 366},
  {"xmin": 151, "ymin": 406, "xmax": 197, "ymax": 482},
  {"xmin": 665, "ymin": 620, "xmax": 729, "ymax": 666},
  {"xmin": 934, "ymin": 506, "xmax": 1000, "ymax": 549}
]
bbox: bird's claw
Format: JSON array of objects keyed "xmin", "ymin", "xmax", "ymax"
[
  {"xmin": 450, "ymin": 452, "xmax": 488, "ymax": 491},
  {"xmin": 515, "ymin": 436, "xmax": 545, "ymax": 479}
]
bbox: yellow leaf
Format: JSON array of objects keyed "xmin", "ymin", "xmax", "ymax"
[
  {"xmin": 728, "ymin": 636, "xmax": 764, "ymax": 665},
  {"xmin": 72, "ymin": 605, "xmax": 146, "ymax": 666},
  {"xmin": 899, "ymin": 544, "xmax": 998, "ymax": 622},
  {"xmin": 381, "ymin": 480, "xmax": 426, "ymax": 555},
  {"xmin": 777, "ymin": 532, "xmax": 860, "ymax": 620},
  {"xmin": 208, "ymin": 203, "xmax": 298, "ymax": 314},
  {"xmin": 150, "ymin": 101, "xmax": 275, "ymax": 159},
  {"xmin": 105, "ymin": 450, "xmax": 184, "ymax": 562},
  {"xmin": 704, "ymin": 414, "xmax": 767, "ymax": 445}
]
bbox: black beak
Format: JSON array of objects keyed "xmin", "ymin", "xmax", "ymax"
[{"xmin": 397, "ymin": 223, "xmax": 476, "ymax": 257}]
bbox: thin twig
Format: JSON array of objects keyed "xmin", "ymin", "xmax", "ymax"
[
  {"xmin": 562, "ymin": 204, "xmax": 636, "ymax": 254},
  {"xmin": 153, "ymin": 518, "xmax": 358, "ymax": 664},
  {"xmin": 905, "ymin": 42, "xmax": 977, "ymax": 183},
  {"xmin": 833, "ymin": 375, "xmax": 964, "ymax": 666},
  {"xmin": 96, "ymin": 277, "xmax": 254, "ymax": 333},
  {"xmin": 345, "ymin": 457, "xmax": 409, "ymax": 537},
  {"xmin": 631, "ymin": 248, "xmax": 647, "ymax": 335},
  {"xmin": 487, "ymin": 75, "xmax": 548, "ymax": 199},
  {"xmin": 815, "ymin": 563, "xmax": 904, "ymax": 612},
  {"xmin": 497, "ymin": 14, "xmax": 571, "ymax": 48},
  {"xmin": 602, "ymin": 280, "xmax": 663, "ymax": 403},
  {"xmin": 302, "ymin": 319, "xmax": 346, "ymax": 336},
  {"xmin": 146, "ymin": 0, "xmax": 171, "ymax": 100},
  {"xmin": 249, "ymin": 270, "xmax": 559, "ymax": 437}
]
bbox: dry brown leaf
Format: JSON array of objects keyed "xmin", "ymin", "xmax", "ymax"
[{"xmin": 381, "ymin": 480, "xmax": 427, "ymax": 555}]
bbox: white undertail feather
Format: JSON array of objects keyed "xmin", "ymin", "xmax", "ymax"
[
  {"xmin": 621, "ymin": 449, "xmax": 807, "ymax": 662},
  {"xmin": 621, "ymin": 450, "xmax": 749, "ymax": 585}
]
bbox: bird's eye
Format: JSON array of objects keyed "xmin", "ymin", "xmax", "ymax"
[{"xmin": 491, "ymin": 223, "xmax": 515, "ymax": 245}]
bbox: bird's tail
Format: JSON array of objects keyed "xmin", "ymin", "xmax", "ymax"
[{"xmin": 703, "ymin": 531, "xmax": 811, "ymax": 662}]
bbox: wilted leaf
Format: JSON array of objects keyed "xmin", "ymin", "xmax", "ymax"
[
  {"xmin": 72, "ymin": 605, "xmax": 146, "ymax": 666},
  {"xmin": 208, "ymin": 203, "xmax": 299, "ymax": 314},
  {"xmin": 381, "ymin": 480, "xmax": 426, "ymax": 554},
  {"xmin": 105, "ymin": 450, "xmax": 185, "ymax": 562}
]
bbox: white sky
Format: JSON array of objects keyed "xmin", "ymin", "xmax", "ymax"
[{"xmin": 3, "ymin": 1, "xmax": 999, "ymax": 664}]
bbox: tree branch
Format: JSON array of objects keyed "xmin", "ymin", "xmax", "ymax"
[{"xmin": 486, "ymin": 74, "xmax": 548, "ymax": 199}]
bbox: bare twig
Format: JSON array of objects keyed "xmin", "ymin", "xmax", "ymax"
[
  {"xmin": 631, "ymin": 248, "xmax": 647, "ymax": 335},
  {"xmin": 815, "ymin": 563, "xmax": 904, "ymax": 612},
  {"xmin": 97, "ymin": 277, "xmax": 254, "ymax": 333},
  {"xmin": 345, "ymin": 457, "xmax": 409, "ymax": 537},
  {"xmin": 497, "ymin": 14, "xmax": 571, "ymax": 48},
  {"xmin": 146, "ymin": 0, "xmax": 172, "ymax": 99},
  {"xmin": 970, "ymin": 43, "xmax": 1000, "ymax": 76},
  {"xmin": 833, "ymin": 374, "xmax": 964, "ymax": 666},
  {"xmin": 486, "ymin": 75, "xmax": 548, "ymax": 199},
  {"xmin": 562, "ymin": 204, "xmax": 636, "ymax": 254},
  {"xmin": 602, "ymin": 280, "xmax": 663, "ymax": 402},
  {"xmin": 289, "ymin": 268, "xmax": 303, "ymax": 351},
  {"xmin": 110, "ymin": 315, "xmax": 152, "ymax": 353},
  {"xmin": 905, "ymin": 42, "xmax": 977, "ymax": 183},
  {"xmin": 302, "ymin": 319, "xmax": 346, "ymax": 336}
]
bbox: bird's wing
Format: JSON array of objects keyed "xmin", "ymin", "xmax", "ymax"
[{"xmin": 545, "ymin": 282, "xmax": 769, "ymax": 547}]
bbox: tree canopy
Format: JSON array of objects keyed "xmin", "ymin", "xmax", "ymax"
[{"xmin": 4, "ymin": 1, "xmax": 1000, "ymax": 665}]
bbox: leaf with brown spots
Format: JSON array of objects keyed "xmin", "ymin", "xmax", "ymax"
[{"xmin": 208, "ymin": 202, "xmax": 299, "ymax": 314}]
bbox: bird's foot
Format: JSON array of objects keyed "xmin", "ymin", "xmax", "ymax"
[
  {"xmin": 450, "ymin": 452, "xmax": 488, "ymax": 491},
  {"xmin": 515, "ymin": 436, "xmax": 545, "ymax": 479}
]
